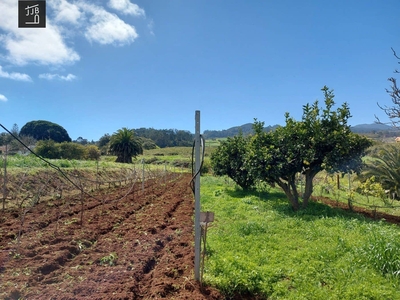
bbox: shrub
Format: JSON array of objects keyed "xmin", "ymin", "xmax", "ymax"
[
  {"xmin": 201, "ymin": 158, "xmax": 211, "ymax": 175},
  {"xmin": 35, "ymin": 140, "xmax": 60, "ymax": 159},
  {"xmin": 172, "ymin": 160, "xmax": 190, "ymax": 168},
  {"xmin": 145, "ymin": 157, "xmax": 158, "ymax": 164},
  {"xmin": 59, "ymin": 142, "xmax": 86, "ymax": 160},
  {"xmin": 85, "ymin": 145, "xmax": 101, "ymax": 160}
]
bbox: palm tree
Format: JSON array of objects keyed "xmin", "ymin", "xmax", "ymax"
[
  {"xmin": 109, "ymin": 128, "xmax": 143, "ymax": 163},
  {"xmin": 362, "ymin": 144, "xmax": 400, "ymax": 198}
]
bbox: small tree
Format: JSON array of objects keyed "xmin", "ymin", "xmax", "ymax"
[
  {"xmin": 35, "ymin": 140, "xmax": 61, "ymax": 159},
  {"xmin": 211, "ymin": 133, "xmax": 255, "ymax": 190},
  {"xmin": 109, "ymin": 128, "xmax": 143, "ymax": 163},
  {"xmin": 86, "ymin": 145, "xmax": 101, "ymax": 160},
  {"xmin": 248, "ymin": 87, "xmax": 372, "ymax": 210},
  {"xmin": 97, "ymin": 133, "xmax": 111, "ymax": 155},
  {"xmin": 359, "ymin": 176, "xmax": 386, "ymax": 204},
  {"xmin": 59, "ymin": 142, "xmax": 86, "ymax": 160}
]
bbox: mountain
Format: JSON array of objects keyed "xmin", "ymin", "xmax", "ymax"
[
  {"xmin": 203, "ymin": 123, "xmax": 279, "ymax": 139},
  {"xmin": 203, "ymin": 123, "xmax": 398, "ymax": 139},
  {"xmin": 350, "ymin": 123, "xmax": 396, "ymax": 133}
]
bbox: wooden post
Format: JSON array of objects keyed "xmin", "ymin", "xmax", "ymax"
[{"xmin": 336, "ymin": 174, "xmax": 340, "ymax": 190}]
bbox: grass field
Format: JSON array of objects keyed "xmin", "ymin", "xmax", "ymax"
[{"xmin": 201, "ymin": 175, "xmax": 400, "ymax": 299}]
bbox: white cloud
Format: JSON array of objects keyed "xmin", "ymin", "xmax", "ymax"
[
  {"xmin": 0, "ymin": 94, "xmax": 8, "ymax": 102},
  {"xmin": 108, "ymin": 0, "xmax": 145, "ymax": 16},
  {"xmin": 80, "ymin": 3, "xmax": 139, "ymax": 46},
  {"xmin": 0, "ymin": 66, "xmax": 31, "ymax": 81},
  {"xmin": 0, "ymin": 0, "xmax": 80, "ymax": 66},
  {"xmin": 0, "ymin": 0, "xmax": 142, "ymax": 67},
  {"xmin": 39, "ymin": 73, "xmax": 77, "ymax": 81},
  {"xmin": 5, "ymin": 25, "xmax": 81, "ymax": 66},
  {"xmin": 49, "ymin": 0, "xmax": 82, "ymax": 24}
]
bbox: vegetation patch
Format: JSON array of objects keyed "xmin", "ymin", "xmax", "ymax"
[{"xmin": 201, "ymin": 176, "xmax": 400, "ymax": 299}]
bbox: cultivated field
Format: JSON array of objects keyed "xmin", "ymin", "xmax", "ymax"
[
  {"xmin": 0, "ymin": 172, "xmax": 223, "ymax": 299},
  {"xmin": 2, "ymin": 147, "xmax": 400, "ymax": 299}
]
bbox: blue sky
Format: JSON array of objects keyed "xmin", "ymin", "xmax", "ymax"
[{"xmin": 1, "ymin": 0, "xmax": 399, "ymax": 141}]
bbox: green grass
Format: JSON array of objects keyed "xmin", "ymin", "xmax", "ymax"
[
  {"xmin": 205, "ymin": 138, "xmax": 226, "ymax": 148},
  {"xmin": 1, "ymin": 154, "xmax": 141, "ymax": 174},
  {"xmin": 136, "ymin": 145, "xmax": 216, "ymax": 171},
  {"xmin": 201, "ymin": 176, "xmax": 400, "ymax": 299},
  {"xmin": 3, "ymin": 142, "xmax": 222, "ymax": 173}
]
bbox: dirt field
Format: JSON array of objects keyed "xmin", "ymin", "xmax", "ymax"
[{"xmin": 0, "ymin": 173, "xmax": 223, "ymax": 300}]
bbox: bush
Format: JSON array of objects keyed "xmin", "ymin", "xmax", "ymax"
[
  {"xmin": 211, "ymin": 134, "xmax": 255, "ymax": 189},
  {"xmin": 201, "ymin": 158, "xmax": 211, "ymax": 175},
  {"xmin": 172, "ymin": 160, "xmax": 190, "ymax": 168},
  {"xmin": 145, "ymin": 157, "xmax": 158, "ymax": 164},
  {"xmin": 59, "ymin": 142, "xmax": 86, "ymax": 160},
  {"xmin": 35, "ymin": 140, "xmax": 60, "ymax": 159},
  {"xmin": 142, "ymin": 140, "xmax": 158, "ymax": 150},
  {"xmin": 35, "ymin": 141, "xmax": 98, "ymax": 160},
  {"xmin": 86, "ymin": 145, "xmax": 101, "ymax": 160}
]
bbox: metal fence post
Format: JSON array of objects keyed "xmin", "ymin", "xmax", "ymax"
[{"xmin": 194, "ymin": 110, "xmax": 201, "ymax": 281}]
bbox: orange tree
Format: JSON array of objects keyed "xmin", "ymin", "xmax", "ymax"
[
  {"xmin": 247, "ymin": 87, "xmax": 372, "ymax": 210},
  {"xmin": 210, "ymin": 87, "xmax": 372, "ymax": 210},
  {"xmin": 211, "ymin": 133, "xmax": 255, "ymax": 190}
]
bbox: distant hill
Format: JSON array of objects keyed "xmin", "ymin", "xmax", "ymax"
[
  {"xmin": 203, "ymin": 123, "xmax": 279, "ymax": 139},
  {"xmin": 202, "ymin": 123, "xmax": 399, "ymax": 139},
  {"xmin": 350, "ymin": 123, "xmax": 396, "ymax": 133}
]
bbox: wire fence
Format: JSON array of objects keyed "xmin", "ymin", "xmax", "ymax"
[
  {"xmin": 297, "ymin": 173, "xmax": 400, "ymax": 216},
  {"xmin": 0, "ymin": 157, "xmax": 185, "ymax": 254},
  {"xmin": 1, "ymin": 160, "xmax": 183, "ymax": 209},
  {"xmin": 0, "ymin": 123, "xmax": 198, "ymax": 263}
]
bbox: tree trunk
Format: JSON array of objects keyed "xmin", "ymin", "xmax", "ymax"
[
  {"xmin": 302, "ymin": 170, "xmax": 318, "ymax": 208},
  {"xmin": 277, "ymin": 179, "xmax": 300, "ymax": 211}
]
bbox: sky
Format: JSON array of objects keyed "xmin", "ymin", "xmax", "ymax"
[{"xmin": 0, "ymin": 0, "xmax": 399, "ymax": 141}]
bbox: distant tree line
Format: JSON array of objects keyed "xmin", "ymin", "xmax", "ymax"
[{"xmin": 133, "ymin": 128, "xmax": 193, "ymax": 148}]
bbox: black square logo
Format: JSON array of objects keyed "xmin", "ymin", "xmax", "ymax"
[{"xmin": 18, "ymin": 1, "xmax": 46, "ymax": 28}]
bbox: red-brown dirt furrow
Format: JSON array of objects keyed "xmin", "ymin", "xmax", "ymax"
[{"xmin": 0, "ymin": 173, "xmax": 223, "ymax": 300}]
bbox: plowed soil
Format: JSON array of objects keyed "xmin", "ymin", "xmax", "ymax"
[{"xmin": 0, "ymin": 173, "xmax": 223, "ymax": 300}]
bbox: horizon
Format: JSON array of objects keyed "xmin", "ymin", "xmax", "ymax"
[
  {"xmin": 3, "ymin": 120, "xmax": 397, "ymax": 142},
  {"xmin": 1, "ymin": 1, "xmax": 400, "ymax": 140}
]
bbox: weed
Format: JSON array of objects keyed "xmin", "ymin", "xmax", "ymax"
[
  {"xmin": 99, "ymin": 253, "xmax": 118, "ymax": 266},
  {"xmin": 360, "ymin": 228, "xmax": 400, "ymax": 279},
  {"xmin": 64, "ymin": 218, "xmax": 78, "ymax": 225}
]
